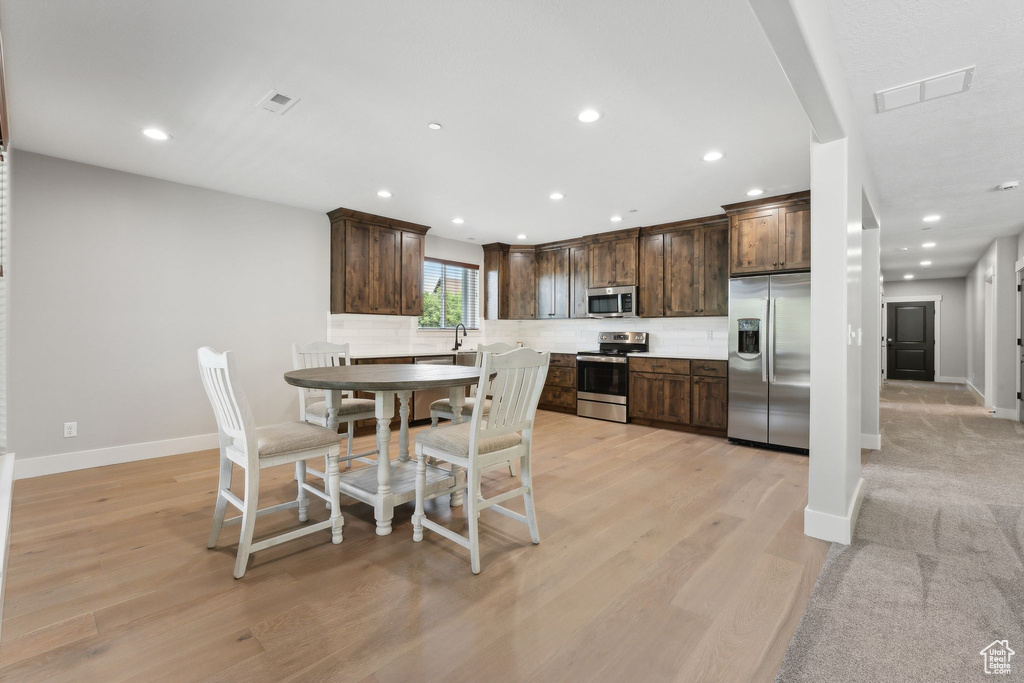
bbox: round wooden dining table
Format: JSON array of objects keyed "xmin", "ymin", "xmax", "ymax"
[{"xmin": 283, "ymin": 364, "xmax": 482, "ymax": 536}]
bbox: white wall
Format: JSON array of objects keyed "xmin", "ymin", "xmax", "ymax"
[
  {"xmin": 860, "ymin": 221, "xmax": 881, "ymax": 445},
  {"xmin": 965, "ymin": 236, "xmax": 1018, "ymax": 411},
  {"xmin": 10, "ymin": 152, "xmax": 329, "ymax": 462},
  {"xmin": 883, "ymin": 277, "xmax": 968, "ymax": 380}
]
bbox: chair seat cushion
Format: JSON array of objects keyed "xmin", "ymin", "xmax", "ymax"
[
  {"xmin": 306, "ymin": 398, "xmax": 377, "ymax": 420},
  {"xmin": 416, "ymin": 420, "xmax": 521, "ymax": 457},
  {"xmin": 429, "ymin": 397, "xmax": 490, "ymax": 414},
  {"xmin": 255, "ymin": 422, "xmax": 340, "ymax": 457}
]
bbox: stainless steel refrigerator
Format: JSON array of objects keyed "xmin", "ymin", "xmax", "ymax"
[{"xmin": 728, "ymin": 273, "xmax": 810, "ymax": 451}]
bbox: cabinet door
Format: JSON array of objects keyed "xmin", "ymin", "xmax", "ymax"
[
  {"xmin": 508, "ymin": 250, "xmax": 537, "ymax": 319},
  {"xmin": 371, "ymin": 227, "xmax": 401, "ymax": 314},
  {"xmin": 692, "ymin": 376, "xmax": 727, "ymax": 430},
  {"xmin": 400, "ymin": 232, "xmax": 424, "ymax": 316},
  {"xmin": 330, "ymin": 221, "xmax": 346, "ymax": 314},
  {"xmin": 611, "ymin": 238, "xmax": 637, "ymax": 286},
  {"xmin": 779, "ymin": 204, "xmax": 811, "ymax": 271},
  {"xmin": 344, "ymin": 221, "xmax": 372, "ymax": 313},
  {"xmin": 661, "ymin": 374, "xmax": 692, "ymax": 425},
  {"xmin": 536, "ymin": 248, "xmax": 569, "ymax": 319},
  {"xmin": 638, "ymin": 234, "xmax": 664, "ymax": 317},
  {"xmin": 700, "ymin": 226, "xmax": 729, "ymax": 316},
  {"xmin": 628, "ymin": 372, "xmax": 663, "ymax": 420},
  {"xmin": 664, "ymin": 229, "xmax": 701, "ymax": 316},
  {"xmin": 483, "ymin": 248, "xmax": 507, "ymax": 320},
  {"xmin": 730, "ymin": 208, "xmax": 779, "ymax": 275},
  {"xmin": 588, "ymin": 242, "xmax": 615, "ymax": 288},
  {"xmin": 570, "ymin": 245, "xmax": 589, "ymax": 318}
]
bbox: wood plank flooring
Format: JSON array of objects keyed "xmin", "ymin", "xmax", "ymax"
[{"xmin": 0, "ymin": 411, "xmax": 826, "ymax": 681}]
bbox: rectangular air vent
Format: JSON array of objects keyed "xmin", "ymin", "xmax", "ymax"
[
  {"xmin": 256, "ymin": 89, "xmax": 299, "ymax": 115},
  {"xmin": 874, "ymin": 66, "xmax": 974, "ymax": 113}
]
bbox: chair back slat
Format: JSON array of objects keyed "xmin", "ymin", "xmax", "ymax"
[
  {"xmin": 469, "ymin": 349, "xmax": 549, "ymax": 447},
  {"xmin": 292, "ymin": 342, "xmax": 353, "ymax": 416},
  {"xmin": 197, "ymin": 347, "xmax": 257, "ymax": 459},
  {"xmin": 469, "ymin": 342, "xmax": 516, "ymax": 398}
]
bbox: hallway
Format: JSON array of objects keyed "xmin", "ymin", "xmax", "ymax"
[{"xmin": 778, "ymin": 381, "xmax": 1024, "ymax": 681}]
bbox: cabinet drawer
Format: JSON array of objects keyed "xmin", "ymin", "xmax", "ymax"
[
  {"xmin": 691, "ymin": 360, "xmax": 727, "ymax": 377},
  {"xmin": 629, "ymin": 357, "xmax": 690, "ymax": 375},
  {"xmin": 549, "ymin": 353, "xmax": 577, "ymax": 368},
  {"xmin": 539, "ymin": 385, "xmax": 576, "ymax": 410},
  {"xmin": 546, "ymin": 366, "xmax": 576, "ymax": 388}
]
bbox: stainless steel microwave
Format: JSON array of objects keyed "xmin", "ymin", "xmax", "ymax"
[{"xmin": 586, "ymin": 286, "xmax": 637, "ymax": 318}]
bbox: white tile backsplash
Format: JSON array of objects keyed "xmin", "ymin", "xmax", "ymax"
[{"xmin": 328, "ymin": 314, "xmax": 728, "ymax": 359}]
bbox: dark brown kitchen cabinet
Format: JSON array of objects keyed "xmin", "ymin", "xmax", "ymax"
[
  {"xmin": 539, "ymin": 353, "xmax": 576, "ymax": 413},
  {"xmin": 691, "ymin": 375, "xmax": 728, "ymax": 430},
  {"xmin": 639, "ymin": 217, "xmax": 729, "ymax": 318},
  {"xmin": 588, "ymin": 233, "xmax": 638, "ymax": 287},
  {"xmin": 328, "ymin": 207, "xmax": 430, "ymax": 316},
  {"xmin": 628, "ymin": 372, "xmax": 690, "ymax": 425},
  {"xmin": 570, "ymin": 245, "xmax": 589, "ymax": 318},
  {"xmin": 508, "ymin": 249, "xmax": 537, "ymax": 320},
  {"xmin": 723, "ymin": 191, "xmax": 810, "ymax": 276},
  {"xmin": 536, "ymin": 247, "xmax": 569, "ymax": 319}
]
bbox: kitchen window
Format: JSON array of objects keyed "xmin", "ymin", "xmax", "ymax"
[{"xmin": 418, "ymin": 258, "xmax": 479, "ymax": 330}]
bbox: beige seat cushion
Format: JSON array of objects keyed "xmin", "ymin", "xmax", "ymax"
[
  {"xmin": 416, "ymin": 420, "xmax": 521, "ymax": 457},
  {"xmin": 305, "ymin": 398, "xmax": 376, "ymax": 420},
  {"xmin": 255, "ymin": 422, "xmax": 340, "ymax": 457},
  {"xmin": 429, "ymin": 396, "xmax": 491, "ymax": 414}
]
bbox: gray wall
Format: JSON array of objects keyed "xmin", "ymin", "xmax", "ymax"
[
  {"xmin": 964, "ymin": 236, "xmax": 1018, "ymax": 409},
  {"xmin": 10, "ymin": 152, "xmax": 329, "ymax": 459},
  {"xmin": 884, "ymin": 277, "xmax": 967, "ymax": 380}
]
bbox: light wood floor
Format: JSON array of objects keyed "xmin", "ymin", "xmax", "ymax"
[{"xmin": 0, "ymin": 411, "xmax": 826, "ymax": 682}]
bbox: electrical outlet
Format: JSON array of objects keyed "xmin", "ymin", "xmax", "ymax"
[
  {"xmin": 706, "ymin": 330, "xmax": 714, "ymax": 341},
  {"xmin": 64, "ymin": 422, "xmax": 77, "ymax": 438}
]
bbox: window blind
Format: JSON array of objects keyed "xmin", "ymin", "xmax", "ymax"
[{"xmin": 419, "ymin": 258, "xmax": 479, "ymax": 329}]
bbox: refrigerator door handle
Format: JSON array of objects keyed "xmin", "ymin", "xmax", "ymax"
[
  {"xmin": 768, "ymin": 298, "xmax": 777, "ymax": 383},
  {"xmin": 761, "ymin": 298, "xmax": 769, "ymax": 383}
]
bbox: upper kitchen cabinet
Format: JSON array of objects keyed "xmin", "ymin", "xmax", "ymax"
[
  {"xmin": 587, "ymin": 229, "xmax": 639, "ymax": 288},
  {"xmin": 638, "ymin": 216, "xmax": 729, "ymax": 317},
  {"xmin": 328, "ymin": 207, "xmax": 430, "ymax": 315},
  {"xmin": 536, "ymin": 246, "xmax": 569, "ymax": 319},
  {"xmin": 722, "ymin": 191, "xmax": 810, "ymax": 276},
  {"xmin": 482, "ymin": 243, "xmax": 537, "ymax": 320},
  {"xmin": 569, "ymin": 244, "xmax": 588, "ymax": 318}
]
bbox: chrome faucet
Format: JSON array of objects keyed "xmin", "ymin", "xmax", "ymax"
[{"xmin": 452, "ymin": 323, "xmax": 467, "ymax": 351}]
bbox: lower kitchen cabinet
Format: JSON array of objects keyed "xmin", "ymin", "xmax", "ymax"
[
  {"xmin": 691, "ymin": 375, "xmax": 727, "ymax": 430},
  {"xmin": 628, "ymin": 358, "xmax": 727, "ymax": 434},
  {"xmin": 538, "ymin": 353, "xmax": 576, "ymax": 413}
]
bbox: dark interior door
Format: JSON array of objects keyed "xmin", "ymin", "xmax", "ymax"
[{"xmin": 886, "ymin": 301, "xmax": 935, "ymax": 381}]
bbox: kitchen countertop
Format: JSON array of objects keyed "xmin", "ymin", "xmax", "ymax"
[{"xmin": 349, "ymin": 349, "xmax": 727, "ymax": 361}]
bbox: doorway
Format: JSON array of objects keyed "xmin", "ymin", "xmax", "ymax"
[{"xmin": 885, "ymin": 301, "xmax": 935, "ymax": 381}]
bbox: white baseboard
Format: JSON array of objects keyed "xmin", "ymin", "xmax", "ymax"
[
  {"xmin": 14, "ymin": 433, "xmax": 219, "ymax": 480},
  {"xmin": 804, "ymin": 477, "xmax": 865, "ymax": 545},
  {"xmin": 988, "ymin": 407, "xmax": 1018, "ymax": 420},
  {"xmin": 966, "ymin": 379, "xmax": 984, "ymax": 401},
  {"xmin": 935, "ymin": 376, "xmax": 966, "ymax": 384},
  {"xmin": 860, "ymin": 433, "xmax": 881, "ymax": 450}
]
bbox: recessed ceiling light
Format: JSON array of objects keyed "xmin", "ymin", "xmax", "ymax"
[
  {"xmin": 920, "ymin": 260, "xmax": 932, "ymax": 266},
  {"xmin": 703, "ymin": 150, "xmax": 724, "ymax": 162},
  {"xmin": 903, "ymin": 274, "xmax": 914, "ymax": 279},
  {"xmin": 922, "ymin": 214, "xmax": 941, "ymax": 222},
  {"xmin": 577, "ymin": 109, "xmax": 601, "ymax": 123},
  {"xmin": 142, "ymin": 128, "xmax": 169, "ymax": 141},
  {"xmin": 746, "ymin": 188, "xmax": 764, "ymax": 196},
  {"xmin": 549, "ymin": 192, "xmax": 565, "ymax": 200},
  {"xmin": 516, "ymin": 234, "xmax": 528, "ymax": 240},
  {"xmin": 922, "ymin": 242, "xmax": 936, "ymax": 248},
  {"xmin": 376, "ymin": 190, "xmax": 393, "ymax": 198},
  {"xmin": 898, "ymin": 247, "xmax": 909, "ymax": 251},
  {"xmin": 452, "ymin": 217, "xmax": 465, "ymax": 224},
  {"xmin": 610, "ymin": 215, "xmax": 623, "ymax": 223},
  {"xmin": 427, "ymin": 122, "xmax": 442, "ymax": 130}
]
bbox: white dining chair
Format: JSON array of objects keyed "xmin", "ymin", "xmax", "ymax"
[
  {"xmin": 199, "ymin": 347, "xmax": 344, "ymax": 578},
  {"xmin": 429, "ymin": 341, "xmax": 518, "ymax": 477},
  {"xmin": 292, "ymin": 342, "xmax": 378, "ymax": 507},
  {"xmin": 413, "ymin": 348, "xmax": 550, "ymax": 574}
]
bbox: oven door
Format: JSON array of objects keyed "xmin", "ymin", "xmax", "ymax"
[{"xmin": 576, "ymin": 357, "xmax": 628, "ymax": 404}]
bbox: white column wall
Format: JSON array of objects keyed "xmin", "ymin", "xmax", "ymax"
[{"xmin": 860, "ymin": 223, "xmax": 881, "ymax": 448}]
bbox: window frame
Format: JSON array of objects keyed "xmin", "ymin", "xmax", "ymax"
[{"xmin": 418, "ymin": 257, "xmax": 480, "ymax": 330}]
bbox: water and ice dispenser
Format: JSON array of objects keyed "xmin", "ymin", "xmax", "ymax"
[{"xmin": 737, "ymin": 318, "xmax": 761, "ymax": 355}]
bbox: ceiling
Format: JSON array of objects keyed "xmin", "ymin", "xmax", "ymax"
[
  {"xmin": 2, "ymin": 0, "xmax": 811, "ymax": 244},
  {"xmin": 827, "ymin": 0, "xmax": 1024, "ymax": 281}
]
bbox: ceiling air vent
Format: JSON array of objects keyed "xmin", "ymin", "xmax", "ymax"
[
  {"xmin": 874, "ymin": 66, "xmax": 974, "ymax": 113},
  {"xmin": 256, "ymin": 89, "xmax": 299, "ymax": 115}
]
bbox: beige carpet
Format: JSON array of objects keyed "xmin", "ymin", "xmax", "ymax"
[{"xmin": 777, "ymin": 381, "xmax": 1024, "ymax": 682}]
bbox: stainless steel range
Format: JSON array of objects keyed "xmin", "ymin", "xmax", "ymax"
[{"xmin": 576, "ymin": 331, "xmax": 648, "ymax": 423}]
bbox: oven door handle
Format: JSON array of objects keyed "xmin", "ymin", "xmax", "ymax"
[{"xmin": 576, "ymin": 355, "xmax": 628, "ymax": 364}]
